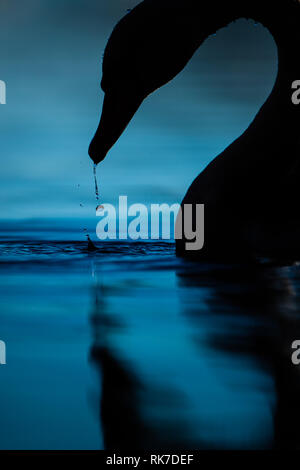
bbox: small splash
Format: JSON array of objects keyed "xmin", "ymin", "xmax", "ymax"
[
  {"xmin": 83, "ymin": 228, "xmax": 97, "ymax": 251},
  {"xmin": 86, "ymin": 232, "xmax": 97, "ymax": 252}
]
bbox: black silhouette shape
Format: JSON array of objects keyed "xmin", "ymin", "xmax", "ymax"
[
  {"xmin": 89, "ymin": 281, "xmax": 198, "ymax": 449},
  {"xmin": 89, "ymin": 0, "xmax": 300, "ymax": 260},
  {"xmin": 176, "ymin": 262, "xmax": 300, "ymax": 449}
]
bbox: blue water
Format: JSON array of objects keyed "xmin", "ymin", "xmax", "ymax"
[{"xmin": 1, "ymin": 224, "xmax": 300, "ymax": 450}]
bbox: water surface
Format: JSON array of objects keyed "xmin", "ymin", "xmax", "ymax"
[{"xmin": 1, "ymin": 230, "xmax": 300, "ymax": 450}]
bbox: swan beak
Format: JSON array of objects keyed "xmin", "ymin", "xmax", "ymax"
[{"xmin": 88, "ymin": 91, "xmax": 144, "ymax": 164}]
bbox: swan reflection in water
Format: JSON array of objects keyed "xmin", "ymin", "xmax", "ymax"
[{"xmin": 89, "ymin": 258, "xmax": 300, "ymax": 450}]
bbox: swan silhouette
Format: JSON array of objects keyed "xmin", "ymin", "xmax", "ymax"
[{"xmin": 89, "ymin": 0, "xmax": 300, "ymax": 261}]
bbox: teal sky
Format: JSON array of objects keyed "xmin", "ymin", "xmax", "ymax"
[{"xmin": 0, "ymin": 0, "xmax": 277, "ymax": 222}]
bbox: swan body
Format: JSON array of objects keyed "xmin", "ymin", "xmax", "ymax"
[{"xmin": 89, "ymin": 0, "xmax": 300, "ymax": 261}]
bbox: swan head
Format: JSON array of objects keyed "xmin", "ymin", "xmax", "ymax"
[
  {"xmin": 88, "ymin": 1, "xmax": 202, "ymax": 164},
  {"xmin": 88, "ymin": 0, "xmax": 300, "ymax": 164}
]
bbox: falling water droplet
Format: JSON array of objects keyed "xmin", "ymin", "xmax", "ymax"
[{"xmin": 93, "ymin": 163, "xmax": 100, "ymax": 203}]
